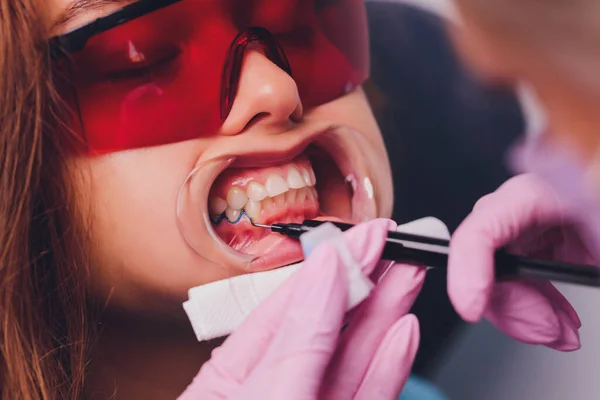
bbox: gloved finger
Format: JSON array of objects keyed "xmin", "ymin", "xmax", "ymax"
[
  {"xmin": 353, "ymin": 315, "xmax": 420, "ymax": 400},
  {"xmin": 546, "ymin": 308, "xmax": 581, "ymax": 352},
  {"xmin": 320, "ymin": 263, "xmax": 426, "ymax": 399},
  {"xmin": 181, "ymin": 219, "xmax": 393, "ymax": 397},
  {"xmin": 530, "ymin": 280, "xmax": 581, "ymax": 329},
  {"xmin": 181, "ymin": 241, "xmax": 346, "ymax": 398},
  {"xmin": 343, "ymin": 218, "xmax": 398, "ymax": 277},
  {"xmin": 231, "ymin": 243, "xmax": 348, "ymax": 400},
  {"xmin": 448, "ymin": 174, "xmax": 566, "ymax": 322},
  {"xmin": 483, "ymin": 280, "xmax": 564, "ymax": 345},
  {"xmin": 528, "ymin": 281, "xmax": 581, "ymax": 351}
]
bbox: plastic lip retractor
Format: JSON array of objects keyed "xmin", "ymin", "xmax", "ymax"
[
  {"xmin": 176, "ymin": 127, "xmax": 386, "ymax": 271},
  {"xmin": 177, "ymin": 126, "xmax": 390, "ymax": 326},
  {"xmin": 177, "ymin": 156, "xmax": 257, "ymax": 269}
]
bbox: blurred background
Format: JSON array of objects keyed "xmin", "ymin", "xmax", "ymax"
[{"xmin": 363, "ymin": 0, "xmax": 600, "ymax": 398}]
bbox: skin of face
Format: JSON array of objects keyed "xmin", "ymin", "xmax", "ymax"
[
  {"xmin": 51, "ymin": 0, "xmax": 393, "ymax": 318},
  {"xmin": 450, "ymin": 4, "xmax": 600, "ymax": 164}
]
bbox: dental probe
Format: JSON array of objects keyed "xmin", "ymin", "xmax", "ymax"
[{"xmin": 251, "ymin": 219, "xmax": 600, "ymax": 288}]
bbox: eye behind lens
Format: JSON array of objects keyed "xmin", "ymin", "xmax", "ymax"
[{"xmin": 96, "ymin": 46, "xmax": 183, "ymax": 84}]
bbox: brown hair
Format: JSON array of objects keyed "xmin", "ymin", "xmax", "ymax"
[{"xmin": 0, "ymin": 1, "xmax": 95, "ymax": 399}]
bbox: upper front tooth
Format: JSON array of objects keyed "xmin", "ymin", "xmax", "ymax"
[
  {"xmin": 209, "ymin": 196, "xmax": 227, "ymax": 215},
  {"xmin": 227, "ymin": 187, "xmax": 248, "ymax": 210},
  {"xmin": 265, "ymin": 174, "xmax": 289, "ymax": 197},
  {"xmin": 286, "ymin": 167, "xmax": 305, "ymax": 189},
  {"xmin": 247, "ymin": 182, "xmax": 267, "ymax": 202},
  {"xmin": 301, "ymin": 168, "xmax": 312, "ymax": 187}
]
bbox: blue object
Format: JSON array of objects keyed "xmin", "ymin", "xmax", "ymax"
[{"xmin": 399, "ymin": 376, "xmax": 447, "ymax": 400}]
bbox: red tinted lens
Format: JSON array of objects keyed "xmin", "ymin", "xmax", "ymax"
[{"xmin": 55, "ymin": 0, "xmax": 369, "ymax": 153}]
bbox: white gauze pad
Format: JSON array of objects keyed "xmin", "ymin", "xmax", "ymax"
[
  {"xmin": 183, "ymin": 217, "xmax": 450, "ymax": 342},
  {"xmin": 299, "ymin": 222, "xmax": 374, "ymax": 310}
]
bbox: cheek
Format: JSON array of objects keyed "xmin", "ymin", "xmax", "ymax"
[
  {"xmin": 75, "ymin": 144, "xmax": 231, "ymax": 313},
  {"xmin": 308, "ymin": 88, "xmax": 394, "ymax": 217}
]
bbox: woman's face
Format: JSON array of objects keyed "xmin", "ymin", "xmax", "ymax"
[{"xmin": 50, "ymin": 0, "xmax": 393, "ymax": 315}]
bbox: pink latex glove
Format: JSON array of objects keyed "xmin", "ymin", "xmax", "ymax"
[
  {"xmin": 179, "ymin": 219, "xmax": 426, "ymax": 400},
  {"xmin": 449, "ymin": 174, "xmax": 586, "ymax": 351}
]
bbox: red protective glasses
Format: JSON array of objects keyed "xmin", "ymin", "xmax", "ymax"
[{"xmin": 50, "ymin": 0, "xmax": 370, "ymax": 154}]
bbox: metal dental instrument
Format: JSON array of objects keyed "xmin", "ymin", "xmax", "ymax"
[{"xmin": 251, "ymin": 219, "xmax": 600, "ymax": 288}]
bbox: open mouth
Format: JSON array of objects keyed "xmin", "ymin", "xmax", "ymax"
[
  {"xmin": 176, "ymin": 127, "xmax": 382, "ymax": 274},
  {"xmin": 208, "ymin": 143, "xmax": 354, "ymax": 270}
]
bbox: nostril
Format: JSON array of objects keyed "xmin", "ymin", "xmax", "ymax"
[{"xmin": 243, "ymin": 112, "xmax": 270, "ymax": 131}]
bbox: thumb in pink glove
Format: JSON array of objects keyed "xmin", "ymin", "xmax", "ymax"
[
  {"xmin": 179, "ymin": 219, "xmax": 425, "ymax": 400},
  {"xmin": 448, "ymin": 174, "xmax": 585, "ymax": 351}
]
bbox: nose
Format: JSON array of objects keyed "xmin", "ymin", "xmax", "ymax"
[{"xmin": 220, "ymin": 50, "xmax": 303, "ymax": 135}]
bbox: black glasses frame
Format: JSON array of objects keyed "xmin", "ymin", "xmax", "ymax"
[{"xmin": 49, "ymin": 0, "xmax": 182, "ymax": 58}]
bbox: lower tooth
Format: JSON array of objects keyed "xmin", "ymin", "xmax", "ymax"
[
  {"xmin": 287, "ymin": 189, "xmax": 297, "ymax": 204},
  {"xmin": 262, "ymin": 197, "xmax": 275, "ymax": 211},
  {"xmin": 245, "ymin": 200, "xmax": 262, "ymax": 220},
  {"xmin": 297, "ymin": 187, "xmax": 308, "ymax": 204},
  {"xmin": 226, "ymin": 207, "xmax": 241, "ymax": 222},
  {"xmin": 273, "ymin": 193, "xmax": 286, "ymax": 208}
]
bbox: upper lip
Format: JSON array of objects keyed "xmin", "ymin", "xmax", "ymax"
[{"xmin": 196, "ymin": 120, "xmax": 341, "ymax": 170}]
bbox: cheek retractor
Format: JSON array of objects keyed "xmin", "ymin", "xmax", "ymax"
[{"xmin": 177, "ymin": 156, "xmax": 258, "ymax": 269}]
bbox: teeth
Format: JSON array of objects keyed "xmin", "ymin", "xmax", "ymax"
[
  {"xmin": 214, "ymin": 166, "xmax": 319, "ymax": 226},
  {"xmin": 247, "ymin": 182, "xmax": 267, "ymax": 202},
  {"xmin": 245, "ymin": 200, "xmax": 262, "ymax": 220},
  {"xmin": 286, "ymin": 188, "xmax": 297, "ymax": 203},
  {"xmin": 210, "ymin": 196, "xmax": 227, "ymax": 215},
  {"xmin": 308, "ymin": 187, "xmax": 318, "ymax": 202},
  {"xmin": 297, "ymin": 187, "xmax": 309, "ymax": 204},
  {"xmin": 265, "ymin": 174, "xmax": 289, "ymax": 197},
  {"xmin": 227, "ymin": 187, "xmax": 248, "ymax": 210},
  {"xmin": 226, "ymin": 207, "xmax": 240, "ymax": 222},
  {"xmin": 262, "ymin": 197, "xmax": 274, "ymax": 210},
  {"xmin": 301, "ymin": 168, "xmax": 312, "ymax": 187},
  {"xmin": 286, "ymin": 167, "xmax": 305, "ymax": 189},
  {"xmin": 309, "ymin": 168, "xmax": 317, "ymax": 186},
  {"xmin": 273, "ymin": 193, "xmax": 286, "ymax": 208}
]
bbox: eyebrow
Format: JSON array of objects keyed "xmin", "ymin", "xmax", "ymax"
[{"xmin": 54, "ymin": 0, "xmax": 131, "ymax": 31}]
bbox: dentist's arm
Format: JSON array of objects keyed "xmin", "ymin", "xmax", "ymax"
[{"xmin": 448, "ymin": 174, "xmax": 584, "ymax": 350}]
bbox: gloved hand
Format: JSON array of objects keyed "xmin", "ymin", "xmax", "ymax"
[
  {"xmin": 179, "ymin": 219, "xmax": 426, "ymax": 400},
  {"xmin": 448, "ymin": 174, "xmax": 586, "ymax": 351}
]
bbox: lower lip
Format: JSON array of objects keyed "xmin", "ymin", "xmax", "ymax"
[
  {"xmin": 247, "ymin": 233, "xmax": 304, "ymax": 271},
  {"xmin": 247, "ymin": 216, "xmax": 346, "ymax": 272}
]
